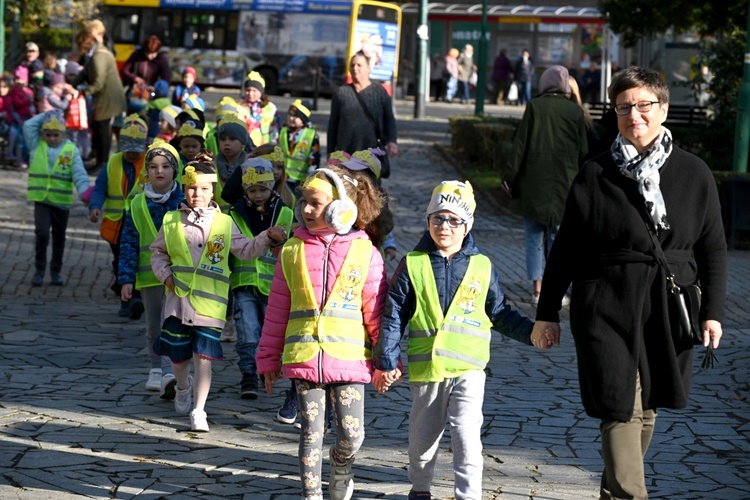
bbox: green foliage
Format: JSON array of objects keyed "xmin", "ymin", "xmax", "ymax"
[{"xmin": 448, "ymin": 115, "xmax": 519, "ymax": 174}]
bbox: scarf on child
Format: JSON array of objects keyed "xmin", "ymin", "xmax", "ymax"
[
  {"xmin": 144, "ymin": 181, "xmax": 178, "ymax": 204},
  {"xmin": 611, "ymin": 127, "xmax": 673, "ymax": 231}
]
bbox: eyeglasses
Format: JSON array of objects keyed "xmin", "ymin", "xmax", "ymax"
[
  {"xmin": 614, "ymin": 101, "xmax": 660, "ymax": 116},
  {"xmin": 429, "ymin": 214, "xmax": 466, "ymax": 228}
]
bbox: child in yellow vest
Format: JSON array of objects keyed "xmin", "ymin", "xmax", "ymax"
[
  {"xmin": 24, "ymin": 109, "xmax": 90, "ymax": 286},
  {"xmin": 241, "ymin": 71, "xmax": 278, "ymax": 147},
  {"xmin": 88, "ymin": 114, "xmax": 148, "ymax": 317},
  {"xmin": 279, "ymin": 99, "xmax": 320, "ymax": 190},
  {"xmin": 213, "ymin": 113, "xmax": 251, "ymax": 212},
  {"xmin": 118, "ymin": 143, "xmax": 184, "ymax": 396},
  {"xmin": 175, "ymin": 122, "xmax": 204, "ymax": 167},
  {"xmin": 151, "ymin": 155, "xmax": 286, "ymax": 432},
  {"xmin": 229, "ymin": 158, "xmax": 294, "ymax": 399},
  {"xmin": 257, "ymin": 165, "xmax": 389, "ymax": 500},
  {"xmin": 373, "ymin": 181, "xmax": 541, "ymax": 500}
]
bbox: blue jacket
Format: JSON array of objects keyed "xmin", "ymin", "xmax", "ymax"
[
  {"xmin": 373, "ymin": 231, "xmax": 533, "ymax": 372},
  {"xmin": 88, "ymin": 155, "xmax": 138, "ymax": 213},
  {"xmin": 117, "ymin": 185, "xmax": 185, "ymax": 285}
]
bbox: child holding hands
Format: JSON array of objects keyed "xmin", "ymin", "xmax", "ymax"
[
  {"xmin": 373, "ymin": 180, "xmax": 541, "ymax": 500},
  {"xmin": 257, "ymin": 165, "xmax": 389, "ymax": 500},
  {"xmin": 151, "ymin": 155, "xmax": 287, "ymax": 432}
]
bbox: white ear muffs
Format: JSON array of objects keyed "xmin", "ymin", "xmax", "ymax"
[{"xmin": 317, "ymin": 168, "xmax": 358, "ymax": 234}]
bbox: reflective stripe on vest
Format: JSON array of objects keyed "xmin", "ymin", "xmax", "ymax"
[
  {"xmin": 230, "ymin": 205, "xmax": 293, "ymax": 294},
  {"xmin": 406, "ymin": 252, "xmax": 493, "ymax": 382},
  {"xmin": 280, "ymin": 127, "xmax": 316, "ymax": 182},
  {"xmin": 26, "ymin": 141, "xmax": 77, "ymax": 205},
  {"xmin": 130, "ymin": 193, "xmax": 161, "ymax": 290},
  {"xmin": 103, "ymin": 153, "xmax": 145, "ymax": 222},
  {"xmin": 162, "ymin": 210, "xmax": 233, "ymax": 320},
  {"xmin": 280, "ymin": 237, "xmax": 373, "ymax": 365}
]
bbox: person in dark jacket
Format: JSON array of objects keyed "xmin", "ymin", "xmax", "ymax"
[
  {"xmin": 514, "ymin": 49, "xmax": 534, "ymax": 105},
  {"xmin": 327, "ymin": 51, "xmax": 398, "ymax": 159},
  {"xmin": 120, "ymin": 35, "xmax": 171, "ymax": 88},
  {"xmin": 373, "ymin": 180, "xmax": 538, "ymax": 499},
  {"xmin": 491, "ymin": 49, "xmax": 513, "ymax": 104},
  {"xmin": 505, "ymin": 65, "xmax": 588, "ymax": 305},
  {"xmin": 429, "ymin": 53, "xmax": 447, "ymax": 102},
  {"xmin": 533, "ymin": 66, "xmax": 727, "ymax": 500}
]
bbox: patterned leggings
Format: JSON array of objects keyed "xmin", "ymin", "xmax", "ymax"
[{"xmin": 296, "ymin": 380, "xmax": 365, "ymax": 497}]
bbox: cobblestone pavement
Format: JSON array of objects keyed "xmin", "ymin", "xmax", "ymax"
[{"xmin": 1, "ymin": 105, "xmax": 749, "ymax": 499}]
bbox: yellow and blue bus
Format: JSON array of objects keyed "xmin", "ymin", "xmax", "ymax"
[{"xmin": 101, "ymin": 0, "xmax": 401, "ymax": 94}]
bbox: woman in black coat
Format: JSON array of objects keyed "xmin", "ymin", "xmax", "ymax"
[{"xmin": 530, "ymin": 67, "xmax": 726, "ymax": 499}]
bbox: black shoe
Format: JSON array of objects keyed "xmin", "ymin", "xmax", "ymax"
[
  {"xmin": 117, "ymin": 302, "xmax": 130, "ymax": 317},
  {"xmin": 50, "ymin": 274, "xmax": 64, "ymax": 286},
  {"xmin": 31, "ymin": 274, "xmax": 43, "ymax": 287},
  {"xmin": 240, "ymin": 373, "xmax": 258, "ymax": 400},
  {"xmin": 129, "ymin": 298, "xmax": 145, "ymax": 320}
]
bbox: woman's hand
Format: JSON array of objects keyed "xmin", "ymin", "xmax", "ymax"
[
  {"xmin": 386, "ymin": 142, "xmax": 398, "ymax": 158},
  {"xmin": 262, "ymin": 370, "xmax": 282, "ymax": 395},
  {"xmin": 702, "ymin": 320, "xmax": 722, "ymax": 349},
  {"xmin": 530, "ymin": 321, "xmax": 560, "ymax": 350}
]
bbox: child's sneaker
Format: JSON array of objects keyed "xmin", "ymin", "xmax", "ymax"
[
  {"xmin": 145, "ymin": 368, "xmax": 162, "ymax": 391},
  {"xmin": 190, "ymin": 409, "xmax": 209, "ymax": 432},
  {"xmin": 407, "ymin": 491, "xmax": 432, "ymax": 500},
  {"xmin": 174, "ymin": 375, "xmax": 193, "ymax": 414},
  {"xmin": 160, "ymin": 373, "xmax": 177, "ymax": 400},
  {"xmin": 276, "ymin": 389, "xmax": 298, "ymax": 424},
  {"xmin": 328, "ymin": 449, "xmax": 354, "ymax": 500},
  {"xmin": 220, "ymin": 321, "xmax": 237, "ymax": 342}
]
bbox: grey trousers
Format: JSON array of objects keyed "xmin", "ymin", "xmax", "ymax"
[
  {"xmin": 408, "ymin": 369, "xmax": 485, "ymax": 500},
  {"xmin": 141, "ymin": 285, "xmax": 172, "ymax": 373},
  {"xmin": 599, "ymin": 372, "xmax": 656, "ymax": 500}
]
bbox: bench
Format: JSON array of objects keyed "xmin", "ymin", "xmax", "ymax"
[{"xmin": 586, "ymin": 102, "xmax": 710, "ymax": 126}]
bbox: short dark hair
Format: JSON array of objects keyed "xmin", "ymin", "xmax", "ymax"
[
  {"xmin": 351, "ymin": 50, "xmax": 371, "ymax": 66},
  {"xmin": 144, "ymin": 35, "xmax": 162, "ymax": 54},
  {"xmin": 76, "ymin": 31, "xmax": 97, "ymax": 52},
  {"xmin": 608, "ymin": 66, "xmax": 670, "ymax": 104}
]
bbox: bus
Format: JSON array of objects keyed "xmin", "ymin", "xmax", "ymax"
[{"xmin": 101, "ymin": 0, "xmax": 401, "ymax": 95}]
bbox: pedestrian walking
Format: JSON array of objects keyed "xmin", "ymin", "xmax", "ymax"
[
  {"xmin": 118, "ymin": 142, "xmax": 183, "ymax": 396},
  {"xmin": 444, "ymin": 48, "xmax": 459, "ymax": 103},
  {"xmin": 372, "ymin": 180, "xmax": 538, "ymax": 500},
  {"xmin": 257, "ymin": 165, "xmax": 388, "ymax": 500},
  {"xmin": 25, "ymin": 110, "xmax": 90, "ymax": 286},
  {"xmin": 491, "ymin": 49, "xmax": 514, "ymax": 104},
  {"xmin": 151, "ymin": 156, "xmax": 287, "ymax": 432},
  {"xmin": 279, "ymin": 99, "xmax": 320, "ymax": 190},
  {"xmin": 241, "ymin": 71, "xmax": 278, "ymax": 147},
  {"xmin": 457, "ymin": 44, "xmax": 475, "ymax": 104},
  {"xmin": 514, "ymin": 49, "xmax": 534, "ymax": 105}
]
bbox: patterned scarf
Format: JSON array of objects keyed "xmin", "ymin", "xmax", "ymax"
[
  {"xmin": 144, "ymin": 181, "xmax": 178, "ymax": 204},
  {"xmin": 611, "ymin": 127, "xmax": 673, "ymax": 231}
]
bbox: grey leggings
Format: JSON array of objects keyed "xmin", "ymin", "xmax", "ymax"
[{"xmin": 295, "ymin": 380, "xmax": 365, "ymax": 497}]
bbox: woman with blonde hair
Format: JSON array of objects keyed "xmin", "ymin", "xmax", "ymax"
[{"xmin": 568, "ymin": 76, "xmax": 599, "ymax": 157}]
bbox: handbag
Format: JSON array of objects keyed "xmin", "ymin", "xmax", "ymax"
[
  {"xmin": 350, "ymin": 85, "xmax": 391, "ymax": 179},
  {"xmin": 507, "ymin": 81, "xmax": 519, "ymax": 102},
  {"xmin": 641, "ymin": 213, "xmax": 717, "ymax": 368}
]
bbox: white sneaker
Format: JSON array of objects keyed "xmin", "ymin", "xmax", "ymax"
[
  {"xmin": 328, "ymin": 449, "xmax": 354, "ymax": 500},
  {"xmin": 174, "ymin": 375, "xmax": 193, "ymax": 414},
  {"xmin": 190, "ymin": 409, "xmax": 209, "ymax": 432},
  {"xmin": 160, "ymin": 373, "xmax": 177, "ymax": 400},
  {"xmin": 220, "ymin": 321, "xmax": 237, "ymax": 342},
  {"xmin": 145, "ymin": 368, "xmax": 162, "ymax": 391}
]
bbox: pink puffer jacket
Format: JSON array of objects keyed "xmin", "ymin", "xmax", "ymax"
[{"xmin": 257, "ymin": 227, "xmax": 388, "ymax": 385}]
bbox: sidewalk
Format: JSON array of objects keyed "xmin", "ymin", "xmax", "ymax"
[{"xmin": 0, "ymin": 116, "xmax": 749, "ymax": 499}]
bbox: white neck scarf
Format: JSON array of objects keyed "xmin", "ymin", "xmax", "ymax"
[{"xmin": 144, "ymin": 181, "xmax": 177, "ymax": 204}]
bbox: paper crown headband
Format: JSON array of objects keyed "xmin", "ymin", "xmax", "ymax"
[
  {"xmin": 181, "ymin": 165, "xmax": 217, "ymax": 186},
  {"xmin": 241, "ymin": 168, "xmax": 275, "ymax": 187},
  {"xmin": 120, "ymin": 114, "xmax": 148, "ymax": 140},
  {"xmin": 177, "ymin": 123, "xmax": 203, "ymax": 138},
  {"xmin": 290, "ymin": 98, "xmax": 310, "ymax": 117},
  {"xmin": 258, "ymin": 146, "xmax": 285, "ymax": 163},
  {"xmin": 304, "ymin": 175, "xmax": 338, "ymax": 199},
  {"xmin": 42, "ymin": 116, "xmax": 67, "ymax": 132},
  {"xmin": 218, "ymin": 113, "xmax": 246, "ymax": 129}
]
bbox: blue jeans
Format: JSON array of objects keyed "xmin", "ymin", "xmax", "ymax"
[
  {"xmin": 518, "ymin": 80, "xmax": 532, "ymax": 105},
  {"xmin": 460, "ymin": 80, "xmax": 471, "ymax": 101},
  {"xmin": 524, "ymin": 218, "xmax": 559, "ymax": 281},
  {"xmin": 233, "ymin": 288, "xmax": 267, "ymax": 377},
  {"xmin": 446, "ymin": 77, "xmax": 458, "ymax": 102}
]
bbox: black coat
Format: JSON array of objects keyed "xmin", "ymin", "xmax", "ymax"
[{"xmin": 536, "ymin": 145, "xmax": 727, "ymax": 421}]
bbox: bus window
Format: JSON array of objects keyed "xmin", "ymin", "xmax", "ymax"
[
  {"xmin": 111, "ymin": 11, "xmax": 140, "ymax": 44},
  {"xmin": 182, "ymin": 12, "xmax": 237, "ymax": 50}
]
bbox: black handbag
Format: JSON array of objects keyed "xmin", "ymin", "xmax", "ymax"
[
  {"xmin": 350, "ymin": 85, "xmax": 391, "ymax": 179},
  {"xmin": 642, "ymin": 216, "xmax": 717, "ymax": 368}
]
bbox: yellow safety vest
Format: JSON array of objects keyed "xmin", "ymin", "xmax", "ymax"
[
  {"xmin": 130, "ymin": 193, "xmax": 161, "ymax": 290},
  {"xmin": 230, "ymin": 205, "xmax": 294, "ymax": 295},
  {"xmin": 162, "ymin": 210, "xmax": 233, "ymax": 320},
  {"xmin": 205, "ymin": 126, "xmax": 218, "ymax": 157},
  {"xmin": 406, "ymin": 253, "xmax": 493, "ymax": 382},
  {"xmin": 213, "ymin": 180, "xmax": 231, "ymax": 213},
  {"xmin": 280, "ymin": 127, "xmax": 316, "ymax": 183},
  {"xmin": 280, "ymin": 237, "xmax": 372, "ymax": 365},
  {"xmin": 27, "ymin": 141, "xmax": 77, "ymax": 205},
  {"xmin": 103, "ymin": 153, "xmax": 145, "ymax": 222},
  {"xmin": 249, "ymin": 104, "xmax": 276, "ymax": 147}
]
